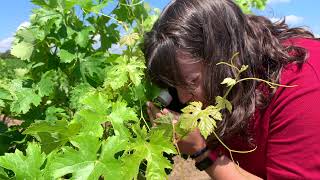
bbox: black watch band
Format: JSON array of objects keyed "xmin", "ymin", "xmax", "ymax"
[
  {"xmin": 190, "ymin": 146, "xmax": 208, "ymax": 159},
  {"xmin": 195, "ymin": 156, "xmax": 214, "ymax": 171}
]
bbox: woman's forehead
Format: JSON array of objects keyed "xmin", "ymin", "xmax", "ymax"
[
  {"xmin": 176, "ymin": 50, "xmax": 203, "ymax": 77},
  {"xmin": 178, "ymin": 61, "xmax": 202, "ymax": 78}
]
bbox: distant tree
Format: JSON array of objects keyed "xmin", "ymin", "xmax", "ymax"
[{"xmin": 0, "ymin": 50, "xmax": 14, "ymax": 59}]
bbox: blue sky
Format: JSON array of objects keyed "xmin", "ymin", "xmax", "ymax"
[{"xmin": 0, "ymin": 0, "xmax": 319, "ymax": 52}]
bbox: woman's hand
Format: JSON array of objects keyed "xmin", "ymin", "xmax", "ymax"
[
  {"xmin": 146, "ymin": 101, "xmax": 207, "ymax": 155},
  {"xmin": 146, "ymin": 101, "xmax": 179, "ymax": 124}
]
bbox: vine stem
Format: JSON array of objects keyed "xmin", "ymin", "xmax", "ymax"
[
  {"xmin": 139, "ymin": 100, "xmax": 150, "ymax": 131},
  {"xmin": 230, "ymin": 52, "xmax": 240, "ymax": 67},
  {"xmin": 237, "ymin": 78, "xmax": 297, "ymax": 88},
  {"xmin": 216, "ymin": 62, "xmax": 240, "ymax": 72},
  {"xmin": 81, "ymin": 8, "xmax": 128, "ymax": 31},
  {"xmin": 212, "ymin": 131, "xmax": 256, "ymax": 154},
  {"xmin": 223, "ymin": 84, "xmax": 235, "ymax": 99},
  {"xmin": 120, "ymin": 0, "xmax": 145, "ymax": 7}
]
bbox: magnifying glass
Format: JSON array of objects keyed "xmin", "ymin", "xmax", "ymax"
[{"xmin": 156, "ymin": 89, "xmax": 173, "ymax": 107}]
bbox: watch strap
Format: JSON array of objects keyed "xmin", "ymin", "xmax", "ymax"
[
  {"xmin": 190, "ymin": 146, "xmax": 208, "ymax": 159},
  {"xmin": 195, "ymin": 147, "xmax": 221, "ymax": 171}
]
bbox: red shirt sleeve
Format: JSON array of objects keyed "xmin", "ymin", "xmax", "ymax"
[{"xmin": 266, "ymin": 39, "xmax": 320, "ymax": 179}]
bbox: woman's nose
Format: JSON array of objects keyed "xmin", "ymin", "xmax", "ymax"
[{"xmin": 176, "ymin": 87, "xmax": 193, "ymax": 104}]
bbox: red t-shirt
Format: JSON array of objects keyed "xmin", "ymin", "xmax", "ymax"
[{"xmin": 216, "ymin": 38, "xmax": 320, "ymax": 179}]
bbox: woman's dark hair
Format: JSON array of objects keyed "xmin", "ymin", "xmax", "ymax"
[{"xmin": 143, "ymin": 0, "xmax": 315, "ymax": 146}]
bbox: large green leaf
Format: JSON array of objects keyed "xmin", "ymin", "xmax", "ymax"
[
  {"xmin": 23, "ymin": 119, "xmax": 81, "ymax": 154},
  {"xmin": 125, "ymin": 127, "xmax": 177, "ymax": 180},
  {"xmin": 58, "ymin": 49, "xmax": 77, "ymax": 63},
  {"xmin": 10, "ymin": 88, "xmax": 41, "ymax": 114},
  {"xmin": 37, "ymin": 70, "xmax": 57, "ymax": 97},
  {"xmin": 179, "ymin": 102, "xmax": 223, "ymax": 138},
  {"xmin": 11, "ymin": 41, "xmax": 34, "ymax": 61},
  {"xmin": 0, "ymin": 143, "xmax": 46, "ymax": 179}
]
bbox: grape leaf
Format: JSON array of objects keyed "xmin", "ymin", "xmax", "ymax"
[
  {"xmin": 105, "ymin": 56, "xmax": 145, "ymax": 89},
  {"xmin": 76, "ymin": 91, "xmax": 111, "ymax": 137},
  {"xmin": 215, "ymin": 96, "xmax": 232, "ymax": 112},
  {"xmin": 239, "ymin": 65, "xmax": 249, "ymax": 73},
  {"xmin": 31, "ymin": 0, "xmax": 48, "ymax": 7},
  {"xmin": 48, "ymin": 135, "xmax": 132, "ymax": 180},
  {"xmin": 76, "ymin": 26, "xmax": 95, "ymax": 48},
  {"xmin": 11, "ymin": 41, "xmax": 34, "ymax": 61},
  {"xmin": 108, "ymin": 101, "xmax": 138, "ymax": 137},
  {"xmin": 37, "ymin": 70, "xmax": 57, "ymax": 97},
  {"xmin": 120, "ymin": 32, "xmax": 139, "ymax": 46},
  {"xmin": 23, "ymin": 119, "xmax": 80, "ymax": 154},
  {"xmin": 14, "ymin": 68, "xmax": 29, "ymax": 77},
  {"xmin": 69, "ymin": 83, "xmax": 95, "ymax": 110},
  {"xmin": 16, "ymin": 28, "xmax": 36, "ymax": 43},
  {"xmin": 80, "ymin": 55, "xmax": 106, "ymax": 84},
  {"xmin": 89, "ymin": 135, "xmax": 129, "ymax": 180},
  {"xmin": 0, "ymin": 88, "xmax": 12, "ymax": 101},
  {"xmin": 0, "ymin": 167, "xmax": 8, "ymax": 179},
  {"xmin": 90, "ymin": 0, "xmax": 111, "ymax": 13},
  {"xmin": 0, "ymin": 143, "xmax": 46, "ymax": 179},
  {"xmin": 0, "ymin": 100, "xmax": 5, "ymax": 108},
  {"xmin": 105, "ymin": 60, "xmax": 129, "ymax": 90},
  {"xmin": 146, "ymin": 130, "xmax": 176, "ymax": 179},
  {"xmin": 221, "ymin": 77, "xmax": 236, "ymax": 87},
  {"xmin": 125, "ymin": 127, "xmax": 177, "ymax": 180},
  {"xmin": 235, "ymin": 0, "xmax": 267, "ymax": 13},
  {"xmin": 57, "ymin": 49, "xmax": 77, "ymax": 63},
  {"xmin": 127, "ymin": 57, "xmax": 146, "ymax": 86},
  {"xmin": 179, "ymin": 102, "xmax": 223, "ymax": 138},
  {"xmin": 45, "ymin": 106, "xmax": 68, "ymax": 121},
  {"xmin": 10, "ymin": 88, "xmax": 42, "ymax": 114},
  {"xmin": 47, "ymin": 135, "xmax": 102, "ymax": 179}
]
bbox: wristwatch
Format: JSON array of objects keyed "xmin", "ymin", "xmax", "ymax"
[{"xmin": 194, "ymin": 147, "xmax": 221, "ymax": 171}]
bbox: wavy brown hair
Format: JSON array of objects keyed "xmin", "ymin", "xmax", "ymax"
[{"xmin": 143, "ymin": 0, "xmax": 316, "ymax": 146}]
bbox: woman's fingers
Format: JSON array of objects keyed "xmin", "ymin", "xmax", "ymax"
[
  {"xmin": 147, "ymin": 108, "xmax": 154, "ymax": 121},
  {"xmin": 146, "ymin": 101, "xmax": 180, "ymax": 125},
  {"xmin": 163, "ymin": 108, "xmax": 179, "ymax": 124},
  {"xmin": 156, "ymin": 112, "xmax": 163, "ymax": 118},
  {"xmin": 146, "ymin": 101, "xmax": 162, "ymax": 126}
]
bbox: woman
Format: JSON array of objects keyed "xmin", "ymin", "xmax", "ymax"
[{"xmin": 144, "ymin": 0, "xmax": 320, "ymax": 179}]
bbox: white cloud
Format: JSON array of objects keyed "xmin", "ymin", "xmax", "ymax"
[
  {"xmin": 0, "ymin": 37, "xmax": 14, "ymax": 53},
  {"xmin": 0, "ymin": 21, "xmax": 31, "ymax": 53},
  {"xmin": 93, "ymin": 34, "xmax": 101, "ymax": 49},
  {"xmin": 17, "ymin": 21, "xmax": 31, "ymax": 31},
  {"xmin": 268, "ymin": 15, "xmax": 304, "ymax": 26},
  {"xmin": 267, "ymin": 0, "xmax": 291, "ymax": 4},
  {"xmin": 285, "ymin": 15, "xmax": 304, "ymax": 25},
  {"xmin": 315, "ymin": 34, "xmax": 320, "ymax": 38},
  {"xmin": 269, "ymin": 17, "xmax": 281, "ymax": 23},
  {"xmin": 108, "ymin": 43, "xmax": 127, "ymax": 54}
]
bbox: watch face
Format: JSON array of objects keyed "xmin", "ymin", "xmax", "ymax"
[{"xmin": 195, "ymin": 157, "xmax": 214, "ymax": 171}]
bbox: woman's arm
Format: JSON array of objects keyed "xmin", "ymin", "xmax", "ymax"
[{"xmin": 194, "ymin": 152, "xmax": 262, "ymax": 180}]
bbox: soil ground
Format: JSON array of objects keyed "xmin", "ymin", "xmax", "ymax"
[{"xmin": 169, "ymin": 156, "xmax": 211, "ymax": 180}]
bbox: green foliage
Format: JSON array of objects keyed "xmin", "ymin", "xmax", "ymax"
[
  {"xmin": 0, "ymin": 143, "xmax": 46, "ymax": 179},
  {"xmin": 10, "ymin": 41, "xmax": 34, "ymax": 61},
  {"xmin": 0, "ymin": 58, "xmax": 27, "ymax": 80},
  {"xmin": 235, "ymin": 0, "xmax": 268, "ymax": 13}
]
